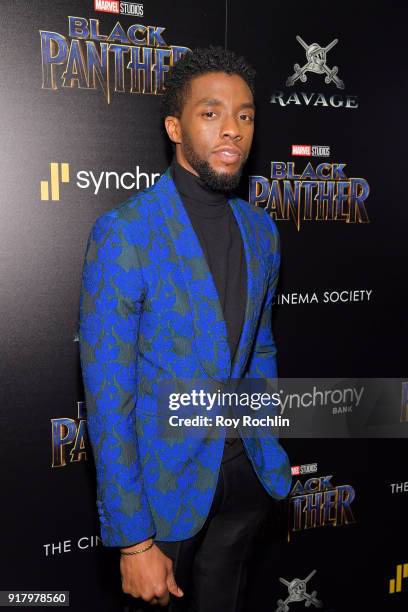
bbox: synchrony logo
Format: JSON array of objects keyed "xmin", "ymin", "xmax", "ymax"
[
  {"xmin": 39, "ymin": 163, "xmax": 160, "ymax": 201},
  {"xmin": 40, "ymin": 162, "xmax": 70, "ymax": 201},
  {"xmin": 389, "ymin": 562, "xmax": 408, "ymax": 595}
]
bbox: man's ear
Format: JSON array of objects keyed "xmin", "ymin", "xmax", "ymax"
[{"xmin": 164, "ymin": 116, "xmax": 182, "ymax": 144}]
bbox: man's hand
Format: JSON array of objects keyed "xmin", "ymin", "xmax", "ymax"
[{"xmin": 120, "ymin": 539, "xmax": 184, "ymax": 606}]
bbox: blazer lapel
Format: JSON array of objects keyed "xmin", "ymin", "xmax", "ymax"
[
  {"xmin": 156, "ymin": 169, "xmax": 267, "ymax": 382},
  {"xmin": 228, "ymin": 197, "xmax": 267, "ymax": 378},
  {"xmin": 157, "ymin": 169, "xmax": 231, "ymax": 381}
]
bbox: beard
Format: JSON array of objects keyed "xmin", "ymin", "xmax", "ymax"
[{"xmin": 182, "ymin": 133, "xmax": 246, "ymax": 193}]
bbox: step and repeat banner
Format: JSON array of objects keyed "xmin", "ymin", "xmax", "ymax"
[{"xmin": 1, "ymin": 1, "xmax": 407, "ymax": 610}]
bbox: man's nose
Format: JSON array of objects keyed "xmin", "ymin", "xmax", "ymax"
[{"xmin": 220, "ymin": 116, "xmax": 242, "ymax": 140}]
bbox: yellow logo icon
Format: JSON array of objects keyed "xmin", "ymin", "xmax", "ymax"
[
  {"xmin": 40, "ymin": 162, "xmax": 70, "ymax": 201},
  {"xmin": 389, "ymin": 562, "xmax": 408, "ymax": 594}
]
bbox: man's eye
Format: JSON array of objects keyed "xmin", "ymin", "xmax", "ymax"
[
  {"xmin": 202, "ymin": 111, "xmax": 216, "ymax": 118},
  {"xmin": 240, "ymin": 114, "xmax": 254, "ymax": 121}
]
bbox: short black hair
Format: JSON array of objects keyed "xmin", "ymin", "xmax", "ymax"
[{"xmin": 161, "ymin": 46, "xmax": 256, "ymax": 120}]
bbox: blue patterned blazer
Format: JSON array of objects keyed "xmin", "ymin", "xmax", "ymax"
[{"xmin": 79, "ymin": 168, "xmax": 292, "ymax": 547}]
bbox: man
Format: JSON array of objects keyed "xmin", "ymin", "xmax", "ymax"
[{"xmin": 79, "ymin": 47, "xmax": 291, "ymax": 611}]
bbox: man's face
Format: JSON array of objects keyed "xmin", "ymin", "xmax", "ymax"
[{"xmin": 166, "ymin": 71, "xmax": 255, "ymax": 192}]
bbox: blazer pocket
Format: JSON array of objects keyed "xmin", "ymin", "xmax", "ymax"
[{"xmin": 255, "ymin": 343, "xmax": 275, "ymax": 353}]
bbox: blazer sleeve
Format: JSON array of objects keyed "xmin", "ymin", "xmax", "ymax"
[
  {"xmin": 79, "ymin": 211, "xmax": 156, "ymax": 547},
  {"xmin": 245, "ymin": 215, "xmax": 280, "ymax": 383}
]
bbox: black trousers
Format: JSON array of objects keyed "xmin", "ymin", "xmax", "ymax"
[{"xmin": 125, "ymin": 437, "xmax": 278, "ymax": 612}]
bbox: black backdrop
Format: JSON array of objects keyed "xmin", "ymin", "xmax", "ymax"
[{"xmin": 1, "ymin": 1, "xmax": 407, "ymax": 610}]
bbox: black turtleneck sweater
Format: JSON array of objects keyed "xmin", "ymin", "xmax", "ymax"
[{"xmin": 171, "ymin": 158, "xmax": 247, "ymax": 462}]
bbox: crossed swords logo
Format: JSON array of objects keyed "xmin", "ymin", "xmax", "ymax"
[
  {"xmin": 275, "ymin": 569, "xmax": 324, "ymax": 611},
  {"xmin": 286, "ymin": 36, "xmax": 345, "ymax": 90}
]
